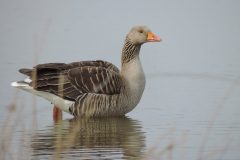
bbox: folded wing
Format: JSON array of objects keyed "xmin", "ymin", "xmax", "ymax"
[{"xmin": 19, "ymin": 60, "xmax": 122, "ymax": 101}]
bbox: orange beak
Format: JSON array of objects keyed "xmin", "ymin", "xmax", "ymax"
[{"xmin": 147, "ymin": 32, "xmax": 161, "ymax": 42}]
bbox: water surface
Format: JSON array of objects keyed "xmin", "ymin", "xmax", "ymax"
[{"xmin": 1, "ymin": 1, "xmax": 240, "ymax": 160}]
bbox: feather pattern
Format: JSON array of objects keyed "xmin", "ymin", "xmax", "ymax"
[
  {"xmin": 12, "ymin": 26, "xmax": 160, "ymax": 117},
  {"xmin": 21, "ymin": 60, "xmax": 122, "ymax": 101}
]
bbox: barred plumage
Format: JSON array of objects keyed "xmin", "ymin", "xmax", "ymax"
[
  {"xmin": 12, "ymin": 26, "xmax": 161, "ymax": 117},
  {"xmin": 121, "ymin": 37, "xmax": 141, "ymax": 64}
]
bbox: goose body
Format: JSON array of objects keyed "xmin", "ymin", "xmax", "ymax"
[{"xmin": 11, "ymin": 26, "xmax": 161, "ymax": 117}]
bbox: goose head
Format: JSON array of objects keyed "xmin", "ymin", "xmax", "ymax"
[{"xmin": 126, "ymin": 26, "xmax": 161, "ymax": 45}]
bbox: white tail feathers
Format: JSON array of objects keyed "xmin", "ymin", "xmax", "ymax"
[
  {"xmin": 11, "ymin": 77, "xmax": 32, "ymax": 87},
  {"xmin": 11, "ymin": 81, "xmax": 73, "ymax": 113},
  {"xmin": 11, "ymin": 81, "xmax": 29, "ymax": 87}
]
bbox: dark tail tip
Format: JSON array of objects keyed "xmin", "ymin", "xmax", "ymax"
[{"xmin": 19, "ymin": 68, "xmax": 32, "ymax": 76}]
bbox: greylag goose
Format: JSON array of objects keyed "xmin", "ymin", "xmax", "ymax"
[{"xmin": 11, "ymin": 26, "xmax": 161, "ymax": 117}]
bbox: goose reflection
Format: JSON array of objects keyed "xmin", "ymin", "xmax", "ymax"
[{"xmin": 31, "ymin": 116, "xmax": 145, "ymax": 159}]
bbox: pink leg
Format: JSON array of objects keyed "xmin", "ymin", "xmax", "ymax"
[{"xmin": 53, "ymin": 105, "xmax": 62, "ymax": 122}]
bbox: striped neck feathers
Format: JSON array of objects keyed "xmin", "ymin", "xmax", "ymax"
[{"xmin": 121, "ymin": 37, "xmax": 141, "ymax": 65}]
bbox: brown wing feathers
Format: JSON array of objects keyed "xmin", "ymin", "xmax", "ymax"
[
  {"xmin": 68, "ymin": 66, "xmax": 122, "ymax": 95},
  {"xmin": 19, "ymin": 60, "xmax": 122, "ymax": 101},
  {"xmin": 66, "ymin": 60, "xmax": 120, "ymax": 73}
]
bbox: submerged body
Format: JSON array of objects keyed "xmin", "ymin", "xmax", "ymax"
[{"xmin": 11, "ymin": 26, "xmax": 160, "ymax": 117}]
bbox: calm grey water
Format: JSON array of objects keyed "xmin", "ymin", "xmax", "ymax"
[
  {"xmin": 0, "ymin": 72, "xmax": 239, "ymax": 160},
  {"xmin": 1, "ymin": 0, "xmax": 240, "ymax": 160},
  {"xmin": 31, "ymin": 117, "xmax": 145, "ymax": 159}
]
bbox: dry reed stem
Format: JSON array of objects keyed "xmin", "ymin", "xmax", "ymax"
[
  {"xmin": 4, "ymin": 74, "xmax": 238, "ymax": 160},
  {"xmin": 0, "ymin": 20, "xmax": 52, "ymax": 160},
  {"xmin": 197, "ymin": 78, "xmax": 240, "ymax": 160},
  {"xmin": 0, "ymin": 91, "xmax": 25, "ymax": 160},
  {"xmin": 52, "ymin": 120, "xmax": 86, "ymax": 159},
  {"xmin": 143, "ymin": 128, "xmax": 175, "ymax": 159},
  {"xmin": 3, "ymin": 18, "xmax": 238, "ymax": 159}
]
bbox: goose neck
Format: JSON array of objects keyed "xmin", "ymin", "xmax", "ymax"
[{"xmin": 121, "ymin": 38, "xmax": 141, "ymax": 66}]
